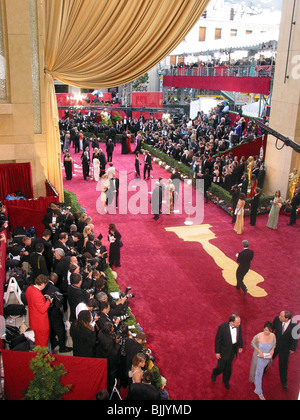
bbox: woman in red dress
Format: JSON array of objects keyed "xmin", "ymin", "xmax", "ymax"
[{"xmin": 126, "ymin": 131, "xmax": 132, "ymax": 154}]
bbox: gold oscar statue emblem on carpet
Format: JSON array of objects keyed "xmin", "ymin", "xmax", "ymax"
[{"xmin": 166, "ymin": 225, "xmax": 267, "ymax": 298}]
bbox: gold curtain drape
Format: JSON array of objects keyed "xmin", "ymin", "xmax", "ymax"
[{"xmin": 43, "ymin": 0, "xmax": 209, "ymax": 198}]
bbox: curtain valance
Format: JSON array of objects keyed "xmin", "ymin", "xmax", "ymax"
[{"xmin": 43, "ymin": 0, "xmax": 209, "ymax": 198}]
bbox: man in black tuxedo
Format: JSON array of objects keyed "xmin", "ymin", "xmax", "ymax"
[
  {"xmin": 109, "ymin": 173, "xmax": 119, "ymax": 209},
  {"xmin": 212, "ymin": 313, "xmax": 243, "ymax": 389},
  {"xmin": 109, "ymin": 126, "xmax": 116, "ymax": 145},
  {"xmin": 272, "ymin": 310, "xmax": 299, "ymax": 390},
  {"xmin": 287, "ymin": 188, "xmax": 300, "ymax": 225},
  {"xmin": 67, "ymin": 273, "xmax": 90, "ymax": 323},
  {"xmin": 236, "ymin": 240, "xmax": 254, "ymax": 296},
  {"xmin": 53, "ymin": 232, "xmax": 75, "ymax": 257},
  {"xmin": 143, "ymin": 151, "xmax": 152, "ymax": 179},
  {"xmin": 98, "ymin": 148, "xmax": 107, "ymax": 178},
  {"xmin": 106, "ymin": 139, "xmax": 114, "ymax": 162},
  {"xmin": 203, "ymin": 168, "xmax": 212, "ymax": 203},
  {"xmin": 43, "ymin": 273, "xmax": 72, "ymax": 353},
  {"xmin": 34, "ymin": 230, "xmax": 53, "ymax": 274},
  {"xmin": 250, "ymin": 187, "xmax": 261, "ymax": 226}
]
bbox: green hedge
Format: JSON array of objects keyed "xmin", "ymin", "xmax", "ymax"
[
  {"xmin": 63, "ymin": 189, "xmax": 85, "ymax": 215},
  {"xmin": 209, "ymin": 184, "xmax": 273, "ymax": 216}
]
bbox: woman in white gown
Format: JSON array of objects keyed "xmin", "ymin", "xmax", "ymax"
[
  {"xmin": 101, "ymin": 174, "xmax": 110, "ymax": 213},
  {"xmin": 267, "ymin": 190, "xmax": 282, "ymax": 230},
  {"xmin": 165, "ymin": 179, "xmax": 175, "ymax": 214},
  {"xmin": 93, "ymin": 158, "xmax": 100, "ymax": 182}
]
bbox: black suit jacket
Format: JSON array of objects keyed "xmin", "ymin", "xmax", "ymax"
[
  {"xmin": 67, "ymin": 284, "xmax": 89, "ymax": 323},
  {"xmin": 291, "ymin": 192, "xmax": 300, "ymax": 209},
  {"xmin": 272, "ymin": 316, "xmax": 298, "ymax": 353},
  {"xmin": 29, "ymin": 252, "xmax": 49, "ymax": 279},
  {"xmin": 237, "ymin": 248, "xmax": 254, "ymax": 275},
  {"xmin": 144, "ymin": 154, "xmax": 152, "ymax": 169},
  {"xmin": 215, "ymin": 322, "xmax": 243, "ymax": 360}
]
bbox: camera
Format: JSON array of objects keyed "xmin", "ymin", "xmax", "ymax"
[
  {"xmin": 85, "ymin": 287, "xmax": 95, "ymax": 296},
  {"xmin": 114, "ymin": 314, "xmax": 129, "ymax": 322},
  {"xmin": 45, "ymin": 291, "xmax": 64, "ymax": 308},
  {"xmin": 91, "ymin": 307, "xmax": 101, "ymax": 319},
  {"xmin": 120, "ymin": 287, "xmax": 135, "ymax": 299},
  {"xmin": 142, "ymin": 347, "xmax": 155, "ymax": 363}
]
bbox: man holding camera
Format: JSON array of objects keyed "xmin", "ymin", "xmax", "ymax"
[
  {"xmin": 96, "ymin": 321, "xmax": 121, "ymax": 393},
  {"xmin": 25, "ymin": 274, "xmax": 53, "ymax": 348},
  {"xmin": 43, "ymin": 273, "xmax": 72, "ymax": 353},
  {"xmin": 67, "ymin": 273, "xmax": 93, "ymax": 323}
]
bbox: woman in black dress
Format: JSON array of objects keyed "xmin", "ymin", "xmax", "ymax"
[
  {"xmin": 63, "ymin": 152, "xmax": 73, "ymax": 180},
  {"xmin": 70, "ymin": 310, "xmax": 96, "ymax": 358},
  {"xmin": 108, "ymin": 223, "xmax": 122, "ymax": 268},
  {"xmin": 121, "ymin": 131, "xmax": 128, "ymax": 154},
  {"xmin": 135, "ymin": 152, "xmax": 142, "ymax": 179}
]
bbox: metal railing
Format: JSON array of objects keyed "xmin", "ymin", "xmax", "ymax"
[{"xmin": 164, "ymin": 64, "xmax": 275, "ymax": 78}]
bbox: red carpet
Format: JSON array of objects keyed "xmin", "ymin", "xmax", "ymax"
[{"xmin": 63, "ymin": 144, "xmax": 300, "ymax": 400}]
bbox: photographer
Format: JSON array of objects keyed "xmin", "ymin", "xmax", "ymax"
[
  {"xmin": 54, "ymin": 232, "xmax": 77, "ymax": 257},
  {"xmin": 43, "ymin": 273, "xmax": 72, "ymax": 353},
  {"xmin": 96, "ymin": 291, "xmax": 129, "ymax": 320},
  {"xmin": 20, "ymin": 236, "xmax": 34, "ymax": 273},
  {"xmin": 93, "ymin": 271, "xmax": 107, "ymax": 295},
  {"xmin": 29, "ymin": 242, "xmax": 49, "ymax": 280},
  {"xmin": 67, "ymin": 273, "xmax": 92, "ymax": 323},
  {"xmin": 96, "ymin": 321, "xmax": 121, "ymax": 392},
  {"xmin": 123, "ymin": 331, "xmax": 147, "ymax": 382},
  {"xmin": 42, "ymin": 207, "xmax": 63, "ymax": 241},
  {"xmin": 95, "ymin": 239, "xmax": 108, "ymax": 271},
  {"xmin": 76, "ymin": 297, "xmax": 100, "ymax": 327}
]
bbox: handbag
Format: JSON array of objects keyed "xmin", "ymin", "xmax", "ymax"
[{"xmin": 119, "ymin": 240, "xmax": 123, "ymax": 248}]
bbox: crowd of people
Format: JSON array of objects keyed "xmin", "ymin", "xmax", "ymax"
[
  {"xmin": 169, "ymin": 55, "xmax": 275, "ymax": 78},
  {"xmin": 1, "ymin": 200, "xmax": 165, "ymax": 400},
  {"xmin": 59, "ymin": 103, "xmax": 300, "ymax": 236},
  {"xmin": 2, "ymin": 101, "xmax": 299, "ymax": 400}
]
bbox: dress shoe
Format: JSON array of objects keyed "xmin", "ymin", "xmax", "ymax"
[
  {"xmin": 282, "ymin": 384, "xmax": 288, "ymax": 391},
  {"xmin": 224, "ymin": 382, "xmax": 230, "ymax": 390},
  {"xmin": 243, "ymin": 289, "xmax": 248, "ymax": 296},
  {"xmin": 52, "ymin": 340, "xmax": 59, "ymax": 349},
  {"xmin": 287, "ymin": 222, "xmax": 294, "ymax": 226}
]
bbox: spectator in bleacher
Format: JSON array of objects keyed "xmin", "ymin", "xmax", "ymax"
[{"xmin": 0, "ymin": 202, "xmax": 8, "ymax": 233}]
